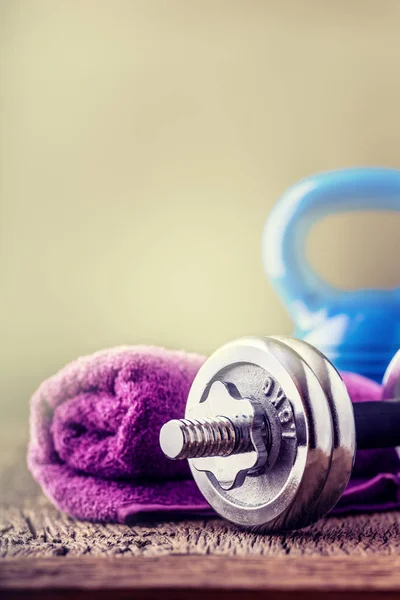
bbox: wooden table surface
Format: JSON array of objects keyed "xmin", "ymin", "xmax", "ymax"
[{"xmin": 2, "ymin": 418, "xmax": 400, "ymax": 598}]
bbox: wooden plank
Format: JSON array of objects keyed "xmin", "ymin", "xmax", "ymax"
[
  {"xmin": 2, "ymin": 555, "xmax": 400, "ymax": 599},
  {"xmin": 2, "ymin": 428, "xmax": 400, "ymax": 559},
  {"xmin": 4, "ymin": 500, "xmax": 400, "ymax": 558},
  {"xmin": 3, "ymin": 420, "xmax": 400, "ymax": 599}
]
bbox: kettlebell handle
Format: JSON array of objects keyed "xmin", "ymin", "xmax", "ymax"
[{"xmin": 262, "ymin": 168, "xmax": 400, "ymax": 318}]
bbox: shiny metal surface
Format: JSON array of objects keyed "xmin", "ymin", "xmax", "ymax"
[
  {"xmin": 185, "ymin": 336, "xmax": 334, "ymax": 532},
  {"xmin": 381, "ymin": 350, "xmax": 400, "ymax": 460},
  {"xmin": 271, "ymin": 337, "xmax": 356, "ymax": 524},
  {"xmin": 382, "ymin": 349, "xmax": 400, "ymax": 400},
  {"xmin": 160, "ymin": 415, "xmax": 254, "ymax": 460},
  {"xmin": 159, "ymin": 336, "xmax": 400, "ymax": 531},
  {"xmin": 160, "ymin": 381, "xmax": 268, "ymax": 490}
]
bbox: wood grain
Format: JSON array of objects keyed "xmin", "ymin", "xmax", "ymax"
[
  {"xmin": 3, "ymin": 555, "xmax": 400, "ymax": 599},
  {"xmin": 2, "ymin": 420, "xmax": 400, "ymax": 598},
  {"xmin": 2, "ymin": 427, "xmax": 400, "ymax": 558}
]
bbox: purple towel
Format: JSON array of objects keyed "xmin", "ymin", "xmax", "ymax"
[{"xmin": 28, "ymin": 347, "xmax": 400, "ymax": 523}]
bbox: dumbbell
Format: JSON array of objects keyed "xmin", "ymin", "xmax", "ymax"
[{"xmin": 159, "ymin": 336, "xmax": 400, "ymax": 533}]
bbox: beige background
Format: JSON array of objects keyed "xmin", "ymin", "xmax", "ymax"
[{"xmin": 2, "ymin": 0, "xmax": 400, "ymax": 421}]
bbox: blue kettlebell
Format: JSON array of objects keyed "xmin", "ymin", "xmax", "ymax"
[{"xmin": 262, "ymin": 167, "xmax": 400, "ymax": 382}]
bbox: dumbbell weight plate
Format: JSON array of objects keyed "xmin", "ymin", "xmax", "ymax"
[
  {"xmin": 271, "ymin": 337, "xmax": 356, "ymax": 525},
  {"xmin": 186, "ymin": 336, "xmax": 335, "ymax": 532}
]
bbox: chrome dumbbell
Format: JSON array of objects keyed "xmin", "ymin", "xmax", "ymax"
[{"xmin": 159, "ymin": 336, "xmax": 400, "ymax": 533}]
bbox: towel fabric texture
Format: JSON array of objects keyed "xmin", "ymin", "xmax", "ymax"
[{"xmin": 28, "ymin": 347, "xmax": 400, "ymax": 523}]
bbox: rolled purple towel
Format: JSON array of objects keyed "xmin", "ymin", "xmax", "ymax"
[
  {"xmin": 28, "ymin": 346, "xmax": 210, "ymax": 522},
  {"xmin": 28, "ymin": 349, "xmax": 400, "ymax": 523}
]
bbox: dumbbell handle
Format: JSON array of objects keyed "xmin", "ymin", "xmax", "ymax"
[
  {"xmin": 354, "ymin": 401, "xmax": 400, "ymax": 449},
  {"xmin": 160, "ymin": 400, "xmax": 400, "ymax": 462}
]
